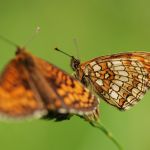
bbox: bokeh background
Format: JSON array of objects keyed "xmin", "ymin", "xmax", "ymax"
[{"xmin": 0, "ymin": 0, "xmax": 150, "ymax": 150}]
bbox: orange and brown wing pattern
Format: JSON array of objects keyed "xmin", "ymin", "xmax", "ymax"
[
  {"xmin": 0, "ymin": 47, "xmax": 99, "ymax": 121},
  {"xmin": 80, "ymin": 52, "xmax": 150, "ymax": 110},
  {"xmin": 0, "ymin": 58, "xmax": 47, "ymax": 119},
  {"xmin": 34, "ymin": 57, "xmax": 99, "ymax": 121}
]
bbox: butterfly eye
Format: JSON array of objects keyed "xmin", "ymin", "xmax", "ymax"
[{"xmin": 71, "ymin": 57, "xmax": 80, "ymax": 71}]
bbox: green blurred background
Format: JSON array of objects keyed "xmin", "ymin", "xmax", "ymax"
[{"xmin": 0, "ymin": 0, "xmax": 150, "ymax": 150}]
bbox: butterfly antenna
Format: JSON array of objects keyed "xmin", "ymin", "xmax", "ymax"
[
  {"xmin": 54, "ymin": 47, "xmax": 74, "ymax": 58},
  {"xmin": 90, "ymin": 120, "xmax": 123, "ymax": 150},
  {"xmin": 0, "ymin": 35, "xmax": 19, "ymax": 48},
  {"xmin": 23, "ymin": 26, "xmax": 40, "ymax": 47},
  {"xmin": 73, "ymin": 38, "xmax": 80, "ymax": 60}
]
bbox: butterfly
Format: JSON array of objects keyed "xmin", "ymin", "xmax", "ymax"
[
  {"xmin": 55, "ymin": 48, "xmax": 150, "ymax": 110},
  {"xmin": 0, "ymin": 47, "xmax": 99, "ymax": 121}
]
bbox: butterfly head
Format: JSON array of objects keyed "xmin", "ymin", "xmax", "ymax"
[
  {"xmin": 14, "ymin": 47, "xmax": 36, "ymax": 68},
  {"xmin": 70, "ymin": 56, "xmax": 90, "ymax": 86},
  {"xmin": 15, "ymin": 47, "xmax": 26, "ymax": 55},
  {"xmin": 55, "ymin": 47, "xmax": 81, "ymax": 70},
  {"xmin": 54, "ymin": 48, "xmax": 87, "ymax": 82},
  {"xmin": 70, "ymin": 56, "xmax": 80, "ymax": 71}
]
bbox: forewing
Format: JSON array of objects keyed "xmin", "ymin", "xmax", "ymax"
[
  {"xmin": 34, "ymin": 57, "xmax": 99, "ymax": 121},
  {"xmin": 0, "ymin": 59, "xmax": 47, "ymax": 119},
  {"xmin": 83, "ymin": 52, "xmax": 150, "ymax": 110}
]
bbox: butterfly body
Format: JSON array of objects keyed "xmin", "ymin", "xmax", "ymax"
[{"xmin": 71, "ymin": 52, "xmax": 150, "ymax": 110}]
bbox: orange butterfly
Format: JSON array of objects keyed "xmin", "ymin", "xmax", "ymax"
[
  {"xmin": 0, "ymin": 47, "xmax": 99, "ymax": 121},
  {"xmin": 55, "ymin": 48, "xmax": 150, "ymax": 110}
]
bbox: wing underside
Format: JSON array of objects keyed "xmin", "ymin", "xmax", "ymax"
[{"xmin": 84, "ymin": 52, "xmax": 150, "ymax": 110}]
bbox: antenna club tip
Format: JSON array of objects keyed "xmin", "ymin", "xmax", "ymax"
[
  {"xmin": 54, "ymin": 47, "xmax": 59, "ymax": 50},
  {"xmin": 54, "ymin": 47, "xmax": 73, "ymax": 58},
  {"xmin": 36, "ymin": 26, "xmax": 40, "ymax": 31}
]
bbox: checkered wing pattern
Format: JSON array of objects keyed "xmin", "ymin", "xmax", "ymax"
[
  {"xmin": 34, "ymin": 56, "xmax": 99, "ymax": 121},
  {"xmin": 0, "ymin": 49, "xmax": 99, "ymax": 121},
  {"xmin": 80, "ymin": 52, "xmax": 150, "ymax": 110},
  {"xmin": 0, "ymin": 58, "xmax": 47, "ymax": 119}
]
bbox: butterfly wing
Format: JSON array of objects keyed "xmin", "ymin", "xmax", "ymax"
[
  {"xmin": 80, "ymin": 52, "xmax": 150, "ymax": 110},
  {"xmin": 33, "ymin": 57, "xmax": 99, "ymax": 121},
  {"xmin": 0, "ymin": 58, "xmax": 47, "ymax": 119}
]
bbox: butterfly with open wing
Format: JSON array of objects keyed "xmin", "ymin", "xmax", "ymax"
[
  {"xmin": 0, "ymin": 47, "xmax": 100, "ymax": 121},
  {"xmin": 55, "ymin": 48, "xmax": 150, "ymax": 110}
]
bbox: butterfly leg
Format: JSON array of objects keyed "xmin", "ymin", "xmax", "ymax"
[{"xmin": 42, "ymin": 112, "xmax": 72, "ymax": 121}]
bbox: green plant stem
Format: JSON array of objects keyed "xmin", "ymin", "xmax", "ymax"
[{"xmin": 90, "ymin": 121, "xmax": 123, "ymax": 150}]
